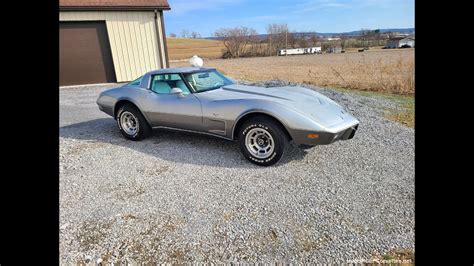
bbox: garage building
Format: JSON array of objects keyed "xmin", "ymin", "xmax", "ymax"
[{"xmin": 60, "ymin": 0, "xmax": 170, "ymax": 86}]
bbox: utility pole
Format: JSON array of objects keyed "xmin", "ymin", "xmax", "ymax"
[
  {"xmin": 285, "ymin": 30, "xmax": 288, "ymax": 56},
  {"xmin": 269, "ymin": 34, "xmax": 272, "ymax": 56}
]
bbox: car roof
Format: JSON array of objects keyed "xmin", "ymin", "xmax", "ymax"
[
  {"xmin": 137, "ymin": 66, "xmax": 217, "ymax": 89},
  {"xmin": 146, "ymin": 66, "xmax": 215, "ymax": 75}
]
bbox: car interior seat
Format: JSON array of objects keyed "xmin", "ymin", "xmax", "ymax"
[
  {"xmin": 152, "ymin": 81, "xmax": 172, "ymax": 94},
  {"xmin": 175, "ymin": 80, "xmax": 189, "ymax": 94}
]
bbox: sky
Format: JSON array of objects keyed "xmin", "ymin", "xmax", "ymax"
[{"xmin": 163, "ymin": 0, "xmax": 414, "ymax": 37}]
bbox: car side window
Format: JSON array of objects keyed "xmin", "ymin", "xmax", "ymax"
[
  {"xmin": 129, "ymin": 76, "xmax": 143, "ymax": 86},
  {"xmin": 151, "ymin": 74, "xmax": 191, "ymax": 95}
]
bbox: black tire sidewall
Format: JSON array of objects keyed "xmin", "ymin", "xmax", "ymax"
[
  {"xmin": 116, "ymin": 104, "xmax": 150, "ymax": 140},
  {"xmin": 238, "ymin": 118, "xmax": 286, "ymax": 166}
]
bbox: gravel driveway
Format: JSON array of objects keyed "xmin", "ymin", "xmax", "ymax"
[{"xmin": 59, "ymin": 81, "xmax": 414, "ymax": 264}]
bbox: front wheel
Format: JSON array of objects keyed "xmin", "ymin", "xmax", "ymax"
[{"xmin": 238, "ymin": 116, "xmax": 288, "ymax": 166}]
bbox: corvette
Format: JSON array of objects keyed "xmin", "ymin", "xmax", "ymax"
[{"xmin": 97, "ymin": 66, "xmax": 359, "ymax": 166}]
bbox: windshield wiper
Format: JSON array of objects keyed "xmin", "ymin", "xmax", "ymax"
[{"xmin": 197, "ymin": 85, "xmax": 223, "ymax": 93}]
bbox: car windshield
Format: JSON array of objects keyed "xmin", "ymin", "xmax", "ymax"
[{"xmin": 183, "ymin": 69, "xmax": 234, "ymax": 92}]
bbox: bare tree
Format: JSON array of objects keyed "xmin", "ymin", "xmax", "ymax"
[
  {"xmin": 340, "ymin": 34, "xmax": 347, "ymax": 51},
  {"xmin": 191, "ymin": 31, "xmax": 201, "ymax": 39},
  {"xmin": 359, "ymin": 29, "xmax": 370, "ymax": 48},
  {"xmin": 247, "ymin": 35, "xmax": 265, "ymax": 57},
  {"xmin": 214, "ymin": 26, "xmax": 258, "ymax": 58},
  {"xmin": 387, "ymin": 31, "xmax": 398, "ymax": 38},
  {"xmin": 358, "ymin": 29, "xmax": 381, "ymax": 47},
  {"xmin": 310, "ymin": 33, "xmax": 319, "ymax": 47},
  {"xmin": 296, "ymin": 33, "xmax": 309, "ymax": 49},
  {"xmin": 266, "ymin": 23, "xmax": 289, "ymax": 55},
  {"xmin": 180, "ymin": 29, "xmax": 190, "ymax": 38},
  {"xmin": 374, "ymin": 29, "xmax": 381, "ymax": 46},
  {"xmin": 287, "ymin": 31, "xmax": 298, "ymax": 48},
  {"xmin": 322, "ymin": 42, "xmax": 332, "ymax": 53}
]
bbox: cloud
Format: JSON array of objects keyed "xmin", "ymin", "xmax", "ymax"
[
  {"xmin": 168, "ymin": 0, "xmax": 245, "ymax": 15},
  {"xmin": 292, "ymin": 0, "xmax": 351, "ymax": 13},
  {"xmin": 225, "ymin": 15, "xmax": 284, "ymax": 24},
  {"xmin": 291, "ymin": 0, "xmax": 408, "ymax": 13}
]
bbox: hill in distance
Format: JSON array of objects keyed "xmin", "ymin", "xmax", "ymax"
[{"xmin": 205, "ymin": 28, "xmax": 414, "ymax": 40}]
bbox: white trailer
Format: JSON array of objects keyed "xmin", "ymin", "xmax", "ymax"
[
  {"xmin": 306, "ymin": 47, "xmax": 322, "ymax": 54},
  {"xmin": 279, "ymin": 48, "xmax": 304, "ymax": 56},
  {"xmin": 278, "ymin": 46, "xmax": 321, "ymax": 56}
]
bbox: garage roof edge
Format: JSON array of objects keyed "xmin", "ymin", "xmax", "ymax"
[
  {"xmin": 60, "ymin": 6, "xmax": 170, "ymax": 11},
  {"xmin": 59, "ymin": 0, "xmax": 170, "ymax": 11}
]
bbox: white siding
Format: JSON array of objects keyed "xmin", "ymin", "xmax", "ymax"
[
  {"xmin": 400, "ymin": 39, "xmax": 415, "ymax": 47},
  {"xmin": 60, "ymin": 11, "xmax": 166, "ymax": 82}
]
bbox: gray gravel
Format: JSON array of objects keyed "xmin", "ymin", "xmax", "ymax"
[{"xmin": 60, "ymin": 81, "xmax": 414, "ymax": 264}]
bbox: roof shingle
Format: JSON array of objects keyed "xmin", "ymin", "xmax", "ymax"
[{"xmin": 60, "ymin": 0, "xmax": 170, "ymax": 10}]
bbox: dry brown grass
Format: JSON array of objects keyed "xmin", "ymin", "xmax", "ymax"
[
  {"xmin": 167, "ymin": 38, "xmax": 225, "ymax": 60},
  {"xmin": 333, "ymin": 88, "xmax": 414, "ymax": 128},
  {"xmin": 171, "ymin": 48, "xmax": 414, "ymax": 95},
  {"xmin": 373, "ymin": 248, "xmax": 415, "ymax": 264}
]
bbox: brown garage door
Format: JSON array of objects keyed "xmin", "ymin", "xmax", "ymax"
[{"xmin": 60, "ymin": 21, "xmax": 116, "ymax": 86}]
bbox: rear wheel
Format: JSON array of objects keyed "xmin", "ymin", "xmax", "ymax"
[
  {"xmin": 116, "ymin": 104, "xmax": 151, "ymax": 140},
  {"xmin": 238, "ymin": 116, "xmax": 288, "ymax": 166}
]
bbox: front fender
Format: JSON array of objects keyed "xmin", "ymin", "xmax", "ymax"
[
  {"xmin": 207, "ymin": 99, "xmax": 325, "ymax": 140},
  {"xmin": 231, "ymin": 108, "xmax": 292, "ymax": 140}
]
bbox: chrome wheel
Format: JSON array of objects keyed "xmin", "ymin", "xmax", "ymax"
[
  {"xmin": 120, "ymin": 111, "xmax": 139, "ymax": 135},
  {"xmin": 245, "ymin": 127, "xmax": 275, "ymax": 159}
]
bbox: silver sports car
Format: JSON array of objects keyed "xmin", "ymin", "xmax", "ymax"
[{"xmin": 97, "ymin": 67, "xmax": 359, "ymax": 166}]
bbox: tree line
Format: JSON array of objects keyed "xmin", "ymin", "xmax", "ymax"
[
  {"xmin": 214, "ymin": 25, "xmax": 391, "ymax": 58},
  {"xmin": 171, "ymin": 25, "xmax": 394, "ymax": 58},
  {"xmin": 169, "ymin": 30, "xmax": 201, "ymax": 39}
]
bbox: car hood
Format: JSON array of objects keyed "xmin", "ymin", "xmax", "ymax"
[{"xmin": 200, "ymin": 84, "xmax": 352, "ymax": 127}]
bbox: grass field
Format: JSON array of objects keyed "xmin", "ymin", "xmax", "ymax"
[
  {"xmin": 171, "ymin": 48, "xmax": 414, "ymax": 95},
  {"xmin": 167, "ymin": 38, "xmax": 225, "ymax": 60},
  {"xmin": 333, "ymin": 87, "xmax": 414, "ymax": 128},
  {"xmin": 167, "ymin": 39, "xmax": 390, "ymax": 60},
  {"xmin": 171, "ymin": 48, "xmax": 414, "ymax": 127}
]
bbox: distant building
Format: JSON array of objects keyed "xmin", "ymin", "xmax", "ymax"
[
  {"xmin": 327, "ymin": 46, "xmax": 342, "ymax": 53},
  {"xmin": 386, "ymin": 36, "xmax": 415, "ymax": 48}
]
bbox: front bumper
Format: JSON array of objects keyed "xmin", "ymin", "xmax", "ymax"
[
  {"xmin": 291, "ymin": 123, "xmax": 359, "ymax": 146},
  {"xmin": 327, "ymin": 124, "xmax": 358, "ymax": 143}
]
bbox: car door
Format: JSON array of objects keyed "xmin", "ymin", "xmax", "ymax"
[{"xmin": 142, "ymin": 73, "xmax": 203, "ymax": 131}]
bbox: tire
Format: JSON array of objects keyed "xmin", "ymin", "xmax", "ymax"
[
  {"xmin": 238, "ymin": 116, "xmax": 288, "ymax": 166},
  {"xmin": 116, "ymin": 104, "xmax": 151, "ymax": 141}
]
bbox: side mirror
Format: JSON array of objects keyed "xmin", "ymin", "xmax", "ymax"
[{"xmin": 170, "ymin": 87, "xmax": 184, "ymax": 95}]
